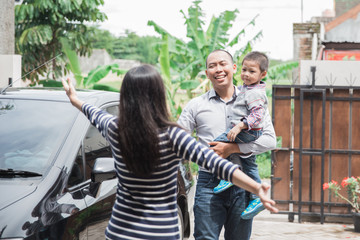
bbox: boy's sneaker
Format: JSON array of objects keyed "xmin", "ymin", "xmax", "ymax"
[
  {"xmin": 241, "ymin": 198, "xmax": 265, "ymax": 219},
  {"xmin": 213, "ymin": 180, "xmax": 234, "ymax": 194}
]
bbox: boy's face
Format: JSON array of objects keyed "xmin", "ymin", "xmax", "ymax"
[
  {"xmin": 206, "ymin": 51, "xmax": 237, "ymax": 91},
  {"xmin": 241, "ymin": 60, "xmax": 267, "ymax": 86}
]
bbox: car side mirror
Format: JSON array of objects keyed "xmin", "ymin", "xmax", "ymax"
[{"xmin": 91, "ymin": 157, "xmax": 116, "ymax": 183}]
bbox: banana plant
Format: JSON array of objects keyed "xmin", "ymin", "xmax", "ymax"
[
  {"xmin": 39, "ymin": 38, "xmax": 126, "ymax": 92},
  {"xmin": 266, "ymin": 61, "xmax": 299, "ymax": 84},
  {"xmin": 148, "ymin": 0, "xmax": 262, "ymax": 118}
]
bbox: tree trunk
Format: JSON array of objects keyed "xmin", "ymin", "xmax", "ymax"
[{"xmin": 0, "ymin": 0, "xmax": 15, "ymax": 54}]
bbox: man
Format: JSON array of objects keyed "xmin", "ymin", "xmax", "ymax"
[{"xmin": 177, "ymin": 49, "xmax": 276, "ymax": 239}]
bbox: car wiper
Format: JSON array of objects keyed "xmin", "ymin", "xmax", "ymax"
[{"xmin": 0, "ymin": 168, "xmax": 42, "ymax": 178}]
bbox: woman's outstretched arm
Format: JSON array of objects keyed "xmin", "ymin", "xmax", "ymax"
[
  {"xmin": 62, "ymin": 78, "xmax": 84, "ymax": 111},
  {"xmin": 169, "ymin": 126, "xmax": 278, "ymax": 213}
]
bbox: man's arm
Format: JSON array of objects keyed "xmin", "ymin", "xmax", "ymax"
[{"xmin": 177, "ymin": 99, "xmax": 196, "ymax": 133}]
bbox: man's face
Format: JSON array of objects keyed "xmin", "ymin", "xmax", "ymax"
[
  {"xmin": 205, "ymin": 51, "xmax": 237, "ymax": 91},
  {"xmin": 240, "ymin": 60, "xmax": 267, "ymax": 86}
]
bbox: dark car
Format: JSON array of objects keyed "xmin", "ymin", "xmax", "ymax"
[{"xmin": 0, "ymin": 88, "xmax": 193, "ymax": 240}]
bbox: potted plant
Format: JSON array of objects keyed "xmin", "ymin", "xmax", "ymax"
[{"xmin": 323, "ymin": 176, "xmax": 360, "ymax": 232}]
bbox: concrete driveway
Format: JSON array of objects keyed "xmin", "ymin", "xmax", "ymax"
[{"xmin": 186, "ymin": 179, "xmax": 360, "ymax": 240}]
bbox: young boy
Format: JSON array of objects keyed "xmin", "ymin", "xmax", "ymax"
[{"xmin": 212, "ymin": 51, "xmax": 270, "ymax": 219}]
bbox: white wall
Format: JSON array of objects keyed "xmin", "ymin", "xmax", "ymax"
[
  {"xmin": 300, "ymin": 60, "xmax": 360, "ymax": 86},
  {"xmin": 0, "ymin": 55, "xmax": 22, "ymax": 88},
  {"xmin": 326, "ymin": 13, "xmax": 360, "ymax": 42}
]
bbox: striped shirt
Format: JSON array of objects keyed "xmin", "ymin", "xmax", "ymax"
[{"xmin": 82, "ymin": 103, "xmax": 238, "ymax": 240}]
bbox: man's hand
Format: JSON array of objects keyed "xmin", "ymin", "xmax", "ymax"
[{"xmin": 209, "ymin": 142, "xmax": 240, "ymax": 158}]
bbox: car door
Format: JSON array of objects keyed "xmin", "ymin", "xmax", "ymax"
[{"xmin": 66, "ymin": 103, "xmax": 118, "ymax": 239}]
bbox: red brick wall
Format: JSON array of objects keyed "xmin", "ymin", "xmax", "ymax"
[{"xmin": 293, "ymin": 23, "xmax": 321, "ymax": 61}]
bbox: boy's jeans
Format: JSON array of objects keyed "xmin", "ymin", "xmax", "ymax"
[
  {"xmin": 213, "ymin": 128, "xmax": 262, "ymax": 144},
  {"xmin": 213, "ymin": 128, "xmax": 262, "ymax": 199}
]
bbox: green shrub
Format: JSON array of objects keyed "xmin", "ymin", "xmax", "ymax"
[{"xmin": 256, "ymin": 151, "xmax": 271, "ymax": 179}]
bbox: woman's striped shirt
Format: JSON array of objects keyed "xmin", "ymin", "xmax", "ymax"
[{"xmin": 82, "ymin": 103, "xmax": 238, "ymax": 240}]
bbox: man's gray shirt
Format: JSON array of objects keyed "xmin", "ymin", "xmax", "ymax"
[{"xmin": 177, "ymin": 86, "xmax": 276, "ymax": 172}]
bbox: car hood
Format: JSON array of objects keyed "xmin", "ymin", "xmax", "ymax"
[
  {"xmin": 0, "ymin": 168, "xmax": 62, "ymax": 238},
  {"xmin": 0, "ymin": 182, "xmax": 37, "ymax": 211}
]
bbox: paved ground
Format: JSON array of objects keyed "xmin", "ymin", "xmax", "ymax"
[
  {"xmin": 186, "ymin": 179, "xmax": 360, "ymax": 240},
  {"xmin": 85, "ymin": 179, "xmax": 360, "ymax": 240},
  {"xmin": 186, "ymin": 203, "xmax": 360, "ymax": 240}
]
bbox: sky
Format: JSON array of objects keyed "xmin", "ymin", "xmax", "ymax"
[{"xmin": 98, "ymin": 0, "xmax": 334, "ymax": 61}]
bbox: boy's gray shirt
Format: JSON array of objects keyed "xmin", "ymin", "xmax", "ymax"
[
  {"xmin": 177, "ymin": 85, "xmax": 276, "ymax": 172},
  {"xmin": 231, "ymin": 81, "xmax": 268, "ymax": 129}
]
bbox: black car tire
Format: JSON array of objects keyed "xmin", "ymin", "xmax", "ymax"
[{"xmin": 177, "ymin": 204, "xmax": 184, "ymax": 240}]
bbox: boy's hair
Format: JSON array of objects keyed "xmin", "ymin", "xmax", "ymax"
[
  {"xmin": 242, "ymin": 51, "xmax": 269, "ymax": 72},
  {"xmin": 206, "ymin": 49, "xmax": 234, "ymax": 68}
]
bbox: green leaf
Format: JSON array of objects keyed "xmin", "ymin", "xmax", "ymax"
[
  {"xmin": 159, "ymin": 35, "xmax": 171, "ymax": 87},
  {"xmin": 147, "ymin": 20, "xmax": 173, "ymax": 37},
  {"xmin": 38, "ymin": 79, "xmax": 63, "ymax": 87},
  {"xmin": 266, "ymin": 61, "xmax": 299, "ymax": 81},
  {"xmin": 180, "ymin": 79, "xmax": 201, "ymax": 90},
  {"xmin": 92, "ymin": 83, "xmax": 120, "ymax": 92},
  {"xmin": 180, "ymin": 7, "xmax": 205, "ymax": 63},
  {"xmin": 60, "ymin": 38, "xmax": 83, "ymax": 86},
  {"xmin": 228, "ymin": 14, "xmax": 259, "ymax": 47},
  {"xmin": 74, "ymin": 0, "xmax": 83, "ymax": 9},
  {"xmin": 208, "ymin": 9, "xmax": 238, "ymax": 50},
  {"xmin": 15, "ymin": 0, "xmax": 107, "ymax": 83},
  {"xmin": 83, "ymin": 63, "xmax": 120, "ymax": 87}
]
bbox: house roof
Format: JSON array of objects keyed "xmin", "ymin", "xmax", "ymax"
[
  {"xmin": 322, "ymin": 41, "xmax": 360, "ymax": 50},
  {"xmin": 325, "ymin": 3, "xmax": 360, "ymax": 32}
]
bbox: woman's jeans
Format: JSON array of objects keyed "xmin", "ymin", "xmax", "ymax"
[{"xmin": 193, "ymin": 171, "xmax": 253, "ymax": 240}]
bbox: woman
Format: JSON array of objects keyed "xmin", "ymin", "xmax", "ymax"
[{"xmin": 62, "ymin": 64, "xmax": 278, "ymax": 240}]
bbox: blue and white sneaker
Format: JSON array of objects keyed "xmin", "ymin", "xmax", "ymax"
[
  {"xmin": 213, "ymin": 180, "xmax": 233, "ymax": 194},
  {"xmin": 241, "ymin": 198, "xmax": 265, "ymax": 219}
]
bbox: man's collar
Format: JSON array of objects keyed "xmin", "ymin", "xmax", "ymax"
[{"xmin": 209, "ymin": 86, "xmax": 239, "ymax": 100}]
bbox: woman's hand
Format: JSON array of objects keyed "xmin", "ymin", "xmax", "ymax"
[
  {"xmin": 231, "ymin": 169, "xmax": 278, "ymax": 214},
  {"xmin": 62, "ymin": 78, "xmax": 84, "ymax": 110},
  {"xmin": 257, "ymin": 182, "xmax": 279, "ymax": 213}
]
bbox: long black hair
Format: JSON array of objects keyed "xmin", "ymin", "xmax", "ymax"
[{"xmin": 118, "ymin": 64, "xmax": 178, "ymax": 177}]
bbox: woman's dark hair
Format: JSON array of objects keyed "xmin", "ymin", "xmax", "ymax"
[{"xmin": 118, "ymin": 64, "xmax": 177, "ymax": 177}]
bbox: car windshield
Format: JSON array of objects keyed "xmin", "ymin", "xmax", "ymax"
[{"xmin": 0, "ymin": 98, "xmax": 78, "ymax": 175}]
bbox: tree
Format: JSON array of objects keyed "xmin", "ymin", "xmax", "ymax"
[
  {"xmin": 38, "ymin": 38, "xmax": 126, "ymax": 92},
  {"xmin": 15, "ymin": 0, "xmax": 107, "ymax": 83},
  {"xmin": 90, "ymin": 27, "xmax": 117, "ymax": 57},
  {"xmin": 0, "ymin": 0, "xmax": 14, "ymax": 54},
  {"xmin": 89, "ymin": 28, "xmax": 160, "ymax": 64},
  {"xmin": 148, "ymin": 0, "xmax": 262, "ymax": 118}
]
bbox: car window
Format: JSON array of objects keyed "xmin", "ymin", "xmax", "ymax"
[
  {"xmin": 68, "ymin": 104, "xmax": 118, "ymax": 187},
  {"xmin": 0, "ymin": 99, "xmax": 78, "ymax": 174}
]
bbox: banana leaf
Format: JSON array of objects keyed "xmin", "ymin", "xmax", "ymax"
[
  {"xmin": 60, "ymin": 38, "xmax": 83, "ymax": 86},
  {"xmin": 83, "ymin": 63, "xmax": 122, "ymax": 87}
]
